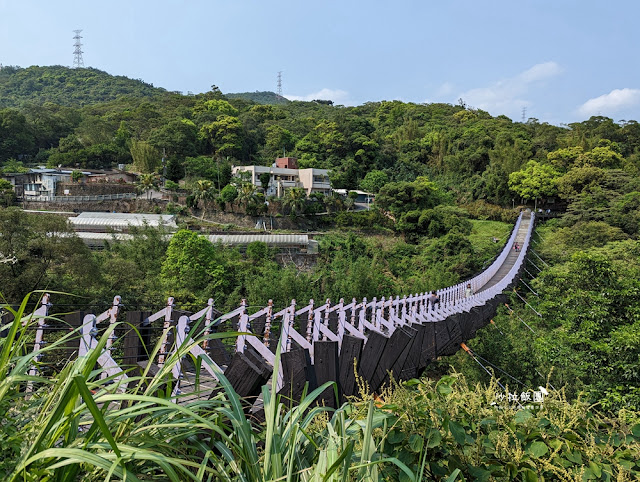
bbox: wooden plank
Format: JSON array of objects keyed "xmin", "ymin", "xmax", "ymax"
[
  {"xmin": 399, "ymin": 323, "xmax": 425, "ymax": 380},
  {"xmin": 328, "ymin": 310, "xmax": 339, "ymax": 333},
  {"xmin": 207, "ymin": 335, "xmax": 232, "ymax": 367},
  {"xmin": 242, "ymin": 345, "xmax": 275, "ymax": 380},
  {"xmin": 447, "ymin": 315, "xmax": 464, "ymax": 348},
  {"xmin": 466, "ymin": 307, "xmax": 484, "ymax": 339},
  {"xmin": 212, "ymin": 352, "xmax": 270, "ymax": 401},
  {"xmin": 64, "ymin": 311, "xmax": 85, "ymax": 359},
  {"xmin": 313, "ymin": 341, "xmax": 340, "ymax": 408},
  {"xmin": 419, "ymin": 322, "xmax": 436, "ymax": 370},
  {"xmin": 358, "ymin": 331, "xmax": 389, "ymax": 386},
  {"xmin": 122, "ymin": 311, "xmax": 144, "ymax": 368},
  {"xmin": 434, "ymin": 319, "xmax": 452, "ymax": 358},
  {"xmin": 385, "ymin": 325, "xmax": 418, "ymax": 386},
  {"xmin": 249, "ymin": 313, "xmax": 266, "ymax": 339},
  {"xmin": 458, "ymin": 311, "xmax": 473, "ymax": 341},
  {"xmin": 338, "ymin": 335, "xmax": 364, "ymax": 402},
  {"xmin": 278, "ymin": 348, "xmax": 313, "ymax": 407},
  {"xmin": 370, "ymin": 327, "xmax": 413, "ymax": 393}
]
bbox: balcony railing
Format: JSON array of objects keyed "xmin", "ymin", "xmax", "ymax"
[{"xmin": 24, "ymin": 193, "xmax": 138, "ymax": 202}]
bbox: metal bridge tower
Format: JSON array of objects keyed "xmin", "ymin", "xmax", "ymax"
[{"xmin": 73, "ymin": 30, "xmax": 85, "ymax": 68}]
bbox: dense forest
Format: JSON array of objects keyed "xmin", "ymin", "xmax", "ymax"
[
  {"xmin": 3, "ymin": 65, "xmax": 639, "ymax": 202},
  {"xmin": 1, "ymin": 65, "xmax": 640, "ymax": 479},
  {"xmin": 225, "ymin": 91, "xmax": 290, "ymax": 105}
]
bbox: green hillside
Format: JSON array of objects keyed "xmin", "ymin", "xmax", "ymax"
[
  {"xmin": 1, "ymin": 64, "xmax": 640, "ymax": 478},
  {"xmin": 225, "ymin": 91, "xmax": 289, "ymax": 105},
  {"xmin": 0, "ymin": 65, "xmax": 168, "ymax": 107}
]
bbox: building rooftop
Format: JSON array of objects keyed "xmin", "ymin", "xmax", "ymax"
[
  {"xmin": 72, "ymin": 231, "xmax": 315, "ymax": 252},
  {"xmin": 207, "ymin": 234, "xmax": 309, "ymax": 246},
  {"xmin": 70, "ymin": 212, "xmax": 178, "ymax": 230}
]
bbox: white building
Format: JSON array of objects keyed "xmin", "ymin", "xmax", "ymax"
[
  {"xmin": 21, "ymin": 169, "xmax": 74, "ymax": 197},
  {"xmin": 232, "ymin": 157, "xmax": 331, "ymax": 197}
]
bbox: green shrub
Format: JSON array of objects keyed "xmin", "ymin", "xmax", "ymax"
[{"xmin": 360, "ymin": 373, "xmax": 640, "ymax": 481}]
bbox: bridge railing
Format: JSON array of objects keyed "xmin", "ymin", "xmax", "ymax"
[
  {"xmin": 10, "ymin": 211, "xmax": 535, "ymax": 400},
  {"xmin": 436, "ymin": 212, "xmax": 525, "ymax": 306}
]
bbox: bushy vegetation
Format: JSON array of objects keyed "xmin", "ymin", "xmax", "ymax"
[
  {"xmin": 2, "ymin": 296, "xmax": 639, "ymax": 480},
  {"xmin": 0, "ymin": 65, "xmax": 166, "ymax": 108}
]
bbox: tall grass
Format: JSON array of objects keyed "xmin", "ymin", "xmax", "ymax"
[
  {"xmin": 0, "ymin": 293, "xmax": 415, "ymax": 481},
  {"xmin": 6, "ymin": 292, "xmax": 636, "ymax": 480}
]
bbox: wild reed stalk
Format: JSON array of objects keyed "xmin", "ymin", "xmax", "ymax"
[{"xmin": 1, "ymin": 292, "xmax": 412, "ymax": 481}]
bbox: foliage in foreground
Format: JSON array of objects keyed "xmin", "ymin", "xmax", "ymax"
[
  {"xmin": 2, "ymin": 293, "xmax": 639, "ymax": 480},
  {"xmin": 364, "ymin": 374, "xmax": 640, "ymax": 481},
  {"xmin": 1, "ymin": 293, "xmax": 412, "ymax": 481}
]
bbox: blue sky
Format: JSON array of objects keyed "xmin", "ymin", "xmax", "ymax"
[{"xmin": 1, "ymin": 0, "xmax": 639, "ymax": 125}]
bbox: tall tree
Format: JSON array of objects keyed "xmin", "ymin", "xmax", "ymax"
[
  {"xmin": 192, "ymin": 179, "xmax": 215, "ymax": 218},
  {"xmin": 130, "ymin": 139, "xmax": 161, "ymax": 173},
  {"xmin": 508, "ymin": 160, "xmax": 560, "ymax": 209}
]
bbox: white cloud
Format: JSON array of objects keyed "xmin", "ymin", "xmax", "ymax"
[
  {"xmin": 456, "ymin": 61, "xmax": 562, "ymax": 117},
  {"xmin": 436, "ymin": 82, "xmax": 454, "ymax": 97},
  {"xmin": 518, "ymin": 62, "xmax": 562, "ymax": 83},
  {"xmin": 285, "ymin": 88, "xmax": 351, "ymax": 105},
  {"xmin": 578, "ymin": 88, "xmax": 640, "ymax": 117}
]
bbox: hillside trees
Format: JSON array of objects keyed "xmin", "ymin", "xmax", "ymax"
[
  {"xmin": 130, "ymin": 139, "xmax": 161, "ymax": 173},
  {"xmin": 359, "ymin": 169, "xmax": 388, "ymax": 193},
  {"xmin": 148, "ymin": 118, "xmax": 199, "ymax": 160},
  {"xmin": 0, "ymin": 179, "xmax": 15, "ymax": 206},
  {"xmin": 0, "ymin": 108, "xmax": 34, "ymax": 161},
  {"xmin": 508, "ymin": 160, "xmax": 560, "ymax": 209},
  {"xmin": 159, "ymin": 230, "xmax": 229, "ymax": 306},
  {"xmin": 200, "ymin": 115, "xmax": 242, "ymax": 158},
  {"xmin": 0, "ymin": 209, "xmax": 98, "ymax": 303},
  {"xmin": 533, "ymin": 248, "xmax": 640, "ymax": 409},
  {"xmin": 376, "ymin": 177, "xmax": 448, "ymax": 215}
]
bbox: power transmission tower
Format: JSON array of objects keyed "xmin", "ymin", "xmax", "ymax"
[
  {"xmin": 277, "ymin": 71, "xmax": 283, "ymax": 97},
  {"xmin": 521, "ymin": 106, "xmax": 527, "ymax": 123},
  {"xmin": 73, "ymin": 30, "xmax": 84, "ymax": 68}
]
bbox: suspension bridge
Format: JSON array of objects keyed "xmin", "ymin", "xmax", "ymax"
[{"xmin": 2, "ymin": 211, "xmax": 535, "ymax": 410}]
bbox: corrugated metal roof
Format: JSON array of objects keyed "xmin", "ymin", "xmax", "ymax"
[
  {"xmin": 75, "ymin": 232, "xmax": 135, "ymax": 241},
  {"xmin": 208, "ymin": 234, "xmax": 309, "ymax": 246},
  {"xmin": 73, "ymin": 231, "xmax": 308, "ymax": 247},
  {"xmin": 70, "ymin": 212, "xmax": 177, "ymax": 229}
]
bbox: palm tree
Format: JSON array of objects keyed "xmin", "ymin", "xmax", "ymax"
[
  {"xmin": 282, "ymin": 187, "xmax": 307, "ymax": 216},
  {"xmin": 137, "ymin": 174, "xmax": 157, "ymax": 200},
  {"xmin": 192, "ymin": 179, "xmax": 215, "ymax": 218},
  {"xmin": 237, "ymin": 183, "xmax": 258, "ymax": 212}
]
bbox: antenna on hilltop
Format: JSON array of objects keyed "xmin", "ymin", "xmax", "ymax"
[
  {"xmin": 73, "ymin": 30, "xmax": 84, "ymax": 68},
  {"xmin": 521, "ymin": 106, "xmax": 527, "ymax": 123},
  {"xmin": 277, "ymin": 71, "xmax": 283, "ymax": 97}
]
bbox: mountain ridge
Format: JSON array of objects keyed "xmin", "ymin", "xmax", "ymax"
[{"xmin": 0, "ymin": 65, "xmax": 169, "ymax": 108}]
